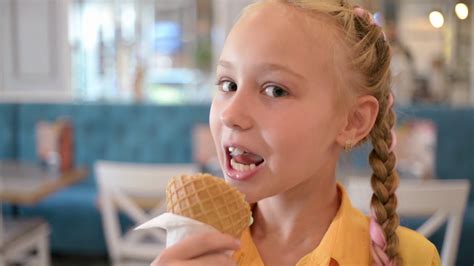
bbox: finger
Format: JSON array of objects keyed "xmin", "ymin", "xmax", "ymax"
[
  {"xmin": 191, "ymin": 252, "xmax": 237, "ymax": 266},
  {"xmin": 151, "ymin": 250, "xmax": 237, "ymax": 266},
  {"xmin": 151, "ymin": 254, "xmax": 236, "ymax": 266},
  {"xmin": 161, "ymin": 232, "xmax": 240, "ymax": 261}
]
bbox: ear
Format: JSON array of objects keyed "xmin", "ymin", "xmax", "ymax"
[{"xmin": 336, "ymin": 95, "xmax": 379, "ymax": 148}]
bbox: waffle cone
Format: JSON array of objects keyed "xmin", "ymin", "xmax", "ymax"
[{"xmin": 166, "ymin": 173, "xmax": 251, "ymax": 238}]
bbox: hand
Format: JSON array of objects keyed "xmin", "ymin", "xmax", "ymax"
[{"xmin": 151, "ymin": 232, "xmax": 240, "ymax": 266}]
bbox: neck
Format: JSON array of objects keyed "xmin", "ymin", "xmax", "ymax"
[{"xmin": 251, "ymin": 173, "xmax": 340, "ymax": 247}]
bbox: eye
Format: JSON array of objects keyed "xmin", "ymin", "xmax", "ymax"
[
  {"xmin": 217, "ymin": 80, "xmax": 238, "ymax": 92},
  {"xmin": 264, "ymin": 85, "xmax": 289, "ymax": 98}
]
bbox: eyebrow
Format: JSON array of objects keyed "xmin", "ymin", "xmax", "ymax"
[{"xmin": 217, "ymin": 60, "xmax": 306, "ymax": 81}]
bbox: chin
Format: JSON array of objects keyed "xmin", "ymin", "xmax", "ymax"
[
  {"xmin": 223, "ymin": 178, "xmax": 259, "ymax": 204},
  {"xmin": 243, "ymin": 194, "xmax": 260, "ymax": 204}
]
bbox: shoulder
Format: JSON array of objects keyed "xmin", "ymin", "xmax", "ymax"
[{"xmin": 397, "ymin": 226, "xmax": 441, "ymax": 266}]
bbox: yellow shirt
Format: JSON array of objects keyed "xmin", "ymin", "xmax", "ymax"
[{"xmin": 233, "ymin": 184, "xmax": 441, "ymax": 266}]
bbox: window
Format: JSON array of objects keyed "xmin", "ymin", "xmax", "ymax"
[{"xmin": 69, "ymin": 0, "xmax": 213, "ymax": 104}]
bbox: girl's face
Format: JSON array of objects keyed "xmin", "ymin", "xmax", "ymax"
[{"xmin": 210, "ymin": 1, "xmax": 347, "ymax": 203}]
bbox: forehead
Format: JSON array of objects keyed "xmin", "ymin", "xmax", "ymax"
[{"xmin": 220, "ymin": 1, "xmax": 343, "ymax": 83}]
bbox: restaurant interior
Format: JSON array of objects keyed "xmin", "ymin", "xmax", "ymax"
[{"xmin": 0, "ymin": 0, "xmax": 473, "ymax": 265}]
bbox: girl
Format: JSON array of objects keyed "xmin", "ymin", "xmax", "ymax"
[{"xmin": 153, "ymin": 0, "xmax": 441, "ymax": 265}]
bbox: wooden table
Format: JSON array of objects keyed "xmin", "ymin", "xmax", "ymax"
[{"xmin": 0, "ymin": 161, "xmax": 87, "ymax": 206}]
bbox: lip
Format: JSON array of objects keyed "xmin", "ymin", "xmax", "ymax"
[{"xmin": 223, "ymin": 143, "xmax": 265, "ymax": 181}]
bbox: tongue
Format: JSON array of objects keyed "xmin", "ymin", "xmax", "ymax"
[{"xmin": 233, "ymin": 153, "xmax": 264, "ymax": 165}]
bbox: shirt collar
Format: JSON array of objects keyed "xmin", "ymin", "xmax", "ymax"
[
  {"xmin": 233, "ymin": 183, "xmax": 371, "ymax": 266},
  {"xmin": 304, "ymin": 183, "xmax": 371, "ymax": 265}
]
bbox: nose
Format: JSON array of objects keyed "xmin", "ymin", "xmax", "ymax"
[{"xmin": 220, "ymin": 89, "xmax": 254, "ymax": 131}]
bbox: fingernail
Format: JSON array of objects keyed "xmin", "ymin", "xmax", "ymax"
[{"xmin": 234, "ymin": 239, "xmax": 241, "ymax": 247}]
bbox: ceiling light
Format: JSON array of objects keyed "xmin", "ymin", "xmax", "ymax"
[
  {"xmin": 455, "ymin": 3, "xmax": 469, "ymax": 20},
  {"xmin": 429, "ymin": 11, "xmax": 445, "ymax": 28}
]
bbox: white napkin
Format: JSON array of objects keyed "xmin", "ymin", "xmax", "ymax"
[{"xmin": 135, "ymin": 212, "xmax": 219, "ymax": 247}]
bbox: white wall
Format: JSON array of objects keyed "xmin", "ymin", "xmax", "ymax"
[
  {"xmin": 0, "ymin": 0, "xmax": 71, "ymax": 102},
  {"xmin": 398, "ymin": 0, "xmax": 446, "ymax": 76}
]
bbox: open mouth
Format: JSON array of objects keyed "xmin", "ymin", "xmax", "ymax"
[{"xmin": 226, "ymin": 146, "xmax": 265, "ymax": 172}]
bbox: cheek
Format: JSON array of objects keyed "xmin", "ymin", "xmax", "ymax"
[{"xmin": 268, "ymin": 114, "xmax": 337, "ymax": 167}]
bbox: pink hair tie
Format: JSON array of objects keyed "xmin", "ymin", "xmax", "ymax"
[
  {"xmin": 354, "ymin": 6, "xmax": 387, "ymax": 41},
  {"xmin": 354, "ymin": 6, "xmax": 375, "ymax": 25},
  {"xmin": 370, "ymin": 212, "xmax": 394, "ymax": 266},
  {"xmin": 354, "ymin": 7, "xmax": 366, "ymax": 18}
]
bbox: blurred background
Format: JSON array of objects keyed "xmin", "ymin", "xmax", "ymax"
[
  {"xmin": 0, "ymin": 0, "xmax": 472, "ymax": 105},
  {"xmin": 0, "ymin": 0, "xmax": 473, "ymax": 265}
]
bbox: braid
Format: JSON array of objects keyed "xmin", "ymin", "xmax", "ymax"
[
  {"xmin": 352, "ymin": 7, "xmax": 402, "ymax": 265},
  {"xmin": 369, "ymin": 104, "xmax": 401, "ymax": 265},
  {"xmin": 351, "ymin": 5, "xmax": 402, "ymax": 265}
]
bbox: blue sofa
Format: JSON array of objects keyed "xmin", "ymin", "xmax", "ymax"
[{"xmin": 0, "ymin": 103, "xmax": 473, "ymax": 264}]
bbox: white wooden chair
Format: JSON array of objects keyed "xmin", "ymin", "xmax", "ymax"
[
  {"xmin": 95, "ymin": 161, "xmax": 199, "ymax": 266},
  {"xmin": 346, "ymin": 177, "xmax": 470, "ymax": 266},
  {"xmin": 0, "ymin": 205, "xmax": 50, "ymax": 266}
]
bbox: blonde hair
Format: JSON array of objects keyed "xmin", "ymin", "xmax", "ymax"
[{"xmin": 243, "ymin": 0, "xmax": 401, "ymax": 265}]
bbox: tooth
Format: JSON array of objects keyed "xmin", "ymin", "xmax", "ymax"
[
  {"xmin": 231, "ymin": 159, "xmax": 238, "ymax": 170},
  {"xmin": 230, "ymin": 147, "xmax": 244, "ymax": 157},
  {"xmin": 229, "ymin": 147, "xmax": 234, "ymax": 152},
  {"xmin": 231, "ymin": 158, "xmax": 257, "ymax": 172},
  {"xmin": 235, "ymin": 148, "xmax": 243, "ymax": 156}
]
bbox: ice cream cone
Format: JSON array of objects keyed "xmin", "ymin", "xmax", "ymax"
[{"xmin": 166, "ymin": 173, "xmax": 251, "ymax": 238}]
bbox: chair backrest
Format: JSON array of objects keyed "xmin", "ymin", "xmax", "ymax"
[
  {"xmin": 95, "ymin": 160, "xmax": 199, "ymax": 264},
  {"xmin": 346, "ymin": 177, "xmax": 470, "ymax": 266}
]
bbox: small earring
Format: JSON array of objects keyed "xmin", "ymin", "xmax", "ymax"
[{"xmin": 344, "ymin": 141, "xmax": 353, "ymax": 152}]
